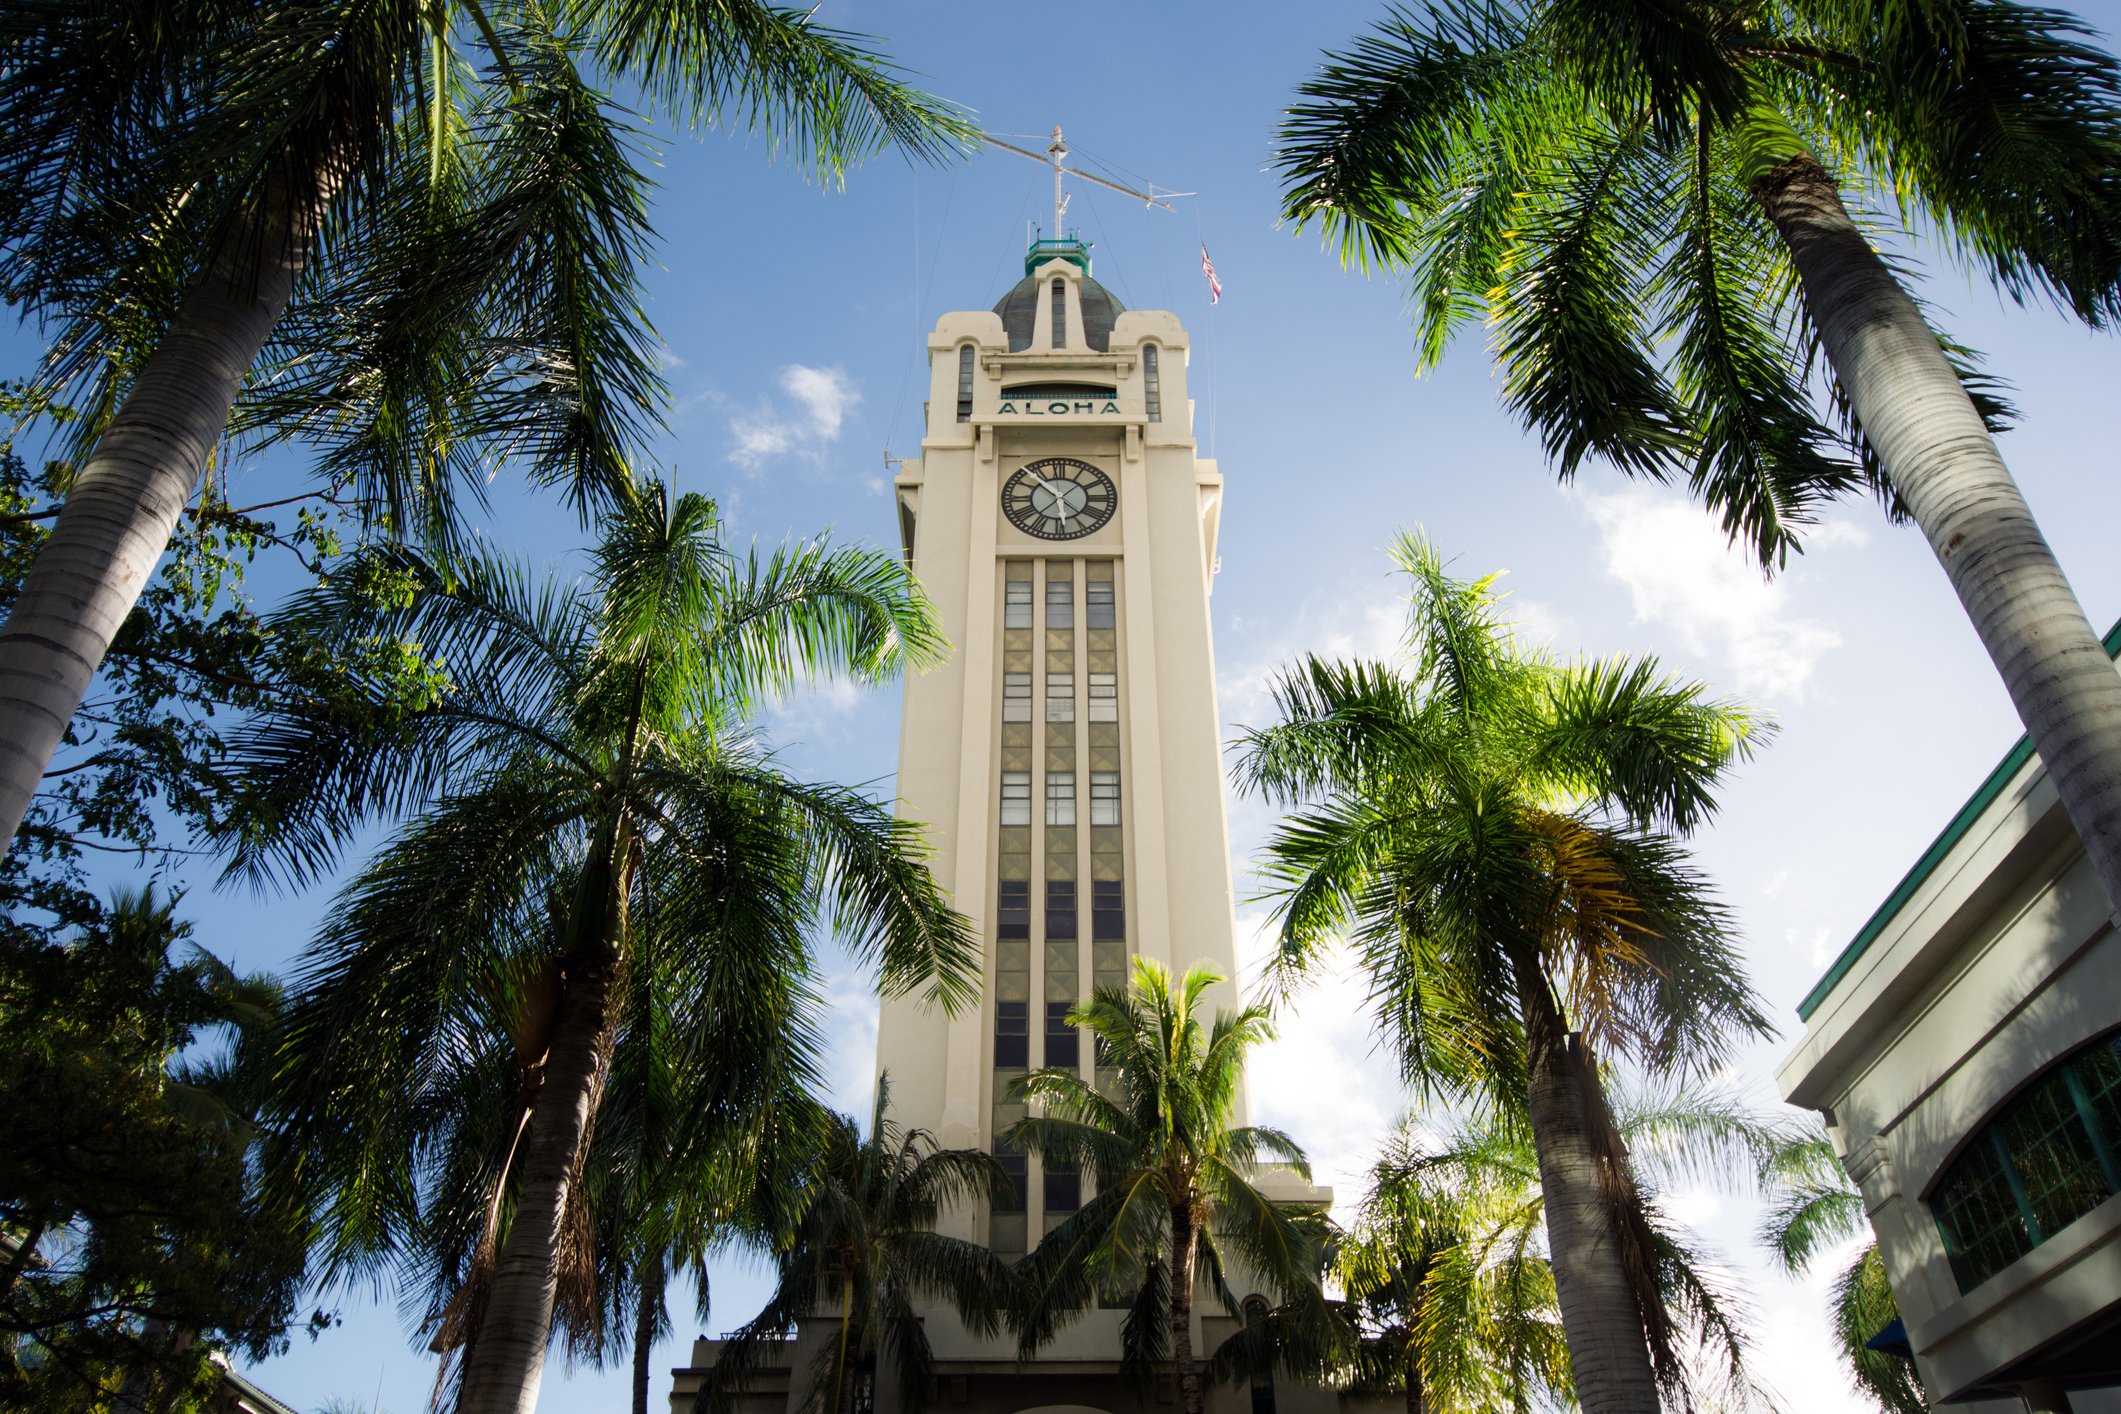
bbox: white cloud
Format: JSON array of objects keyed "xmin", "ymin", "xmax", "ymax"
[
  {"xmin": 726, "ymin": 363, "xmax": 862, "ymax": 469},
  {"xmin": 1577, "ymin": 486, "xmax": 1865, "ymax": 702}
]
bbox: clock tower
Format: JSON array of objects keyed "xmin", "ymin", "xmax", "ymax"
[{"xmin": 670, "ymin": 240, "xmax": 1333, "ymax": 1414}]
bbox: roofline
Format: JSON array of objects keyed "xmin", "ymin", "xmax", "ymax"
[{"xmin": 1796, "ymin": 616, "xmax": 2121, "ymax": 1022}]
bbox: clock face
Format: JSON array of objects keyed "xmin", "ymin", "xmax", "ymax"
[{"xmin": 1002, "ymin": 458, "xmax": 1117, "ymax": 541}]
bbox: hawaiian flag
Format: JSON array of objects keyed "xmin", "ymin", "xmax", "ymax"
[{"xmin": 1200, "ymin": 244, "xmax": 1223, "ymax": 305}]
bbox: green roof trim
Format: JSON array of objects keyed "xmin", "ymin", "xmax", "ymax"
[
  {"xmin": 1796, "ymin": 617, "xmax": 2121, "ymax": 1023},
  {"xmin": 1024, "ymin": 237, "xmax": 1091, "ymax": 276}
]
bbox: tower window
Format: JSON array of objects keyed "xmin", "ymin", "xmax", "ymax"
[
  {"xmin": 1143, "ymin": 344, "xmax": 1162, "ymax": 422},
  {"xmin": 1000, "ymin": 771, "xmax": 1031, "ymax": 826},
  {"xmin": 1046, "ymin": 579, "xmax": 1073, "ymax": 629},
  {"xmin": 994, "ymin": 1001, "xmax": 1029, "ymax": 1069},
  {"xmin": 993, "ymin": 1143, "xmax": 1027, "ymax": 1210},
  {"xmin": 1093, "ymin": 880, "xmax": 1124, "ymax": 940},
  {"xmin": 1086, "ymin": 577, "xmax": 1115, "ymax": 628},
  {"xmin": 1091, "ymin": 771, "xmax": 1121, "ymax": 826},
  {"xmin": 1005, "ymin": 578, "xmax": 1033, "ymax": 629},
  {"xmin": 1243, "ymin": 1297, "xmax": 1275, "ymax": 1414},
  {"xmin": 1047, "ymin": 672, "xmax": 1074, "ymax": 722},
  {"xmin": 998, "ymin": 879, "xmax": 1030, "ymax": 940},
  {"xmin": 1045, "ymin": 1001, "xmax": 1080, "ymax": 1070},
  {"xmin": 1046, "ymin": 880, "xmax": 1078, "ymax": 939},
  {"xmin": 956, "ymin": 344, "xmax": 976, "ymax": 422},
  {"xmin": 1004, "ymin": 672, "xmax": 1032, "ymax": 722},
  {"xmin": 1045, "ymin": 772, "xmax": 1076, "ymax": 827},
  {"xmin": 1044, "ymin": 1159, "xmax": 1081, "ymax": 1212},
  {"xmin": 1088, "ymin": 672, "xmax": 1118, "ymax": 722},
  {"xmin": 1052, "ymin": 277, "xmax": 1067, "ymax": 348}
]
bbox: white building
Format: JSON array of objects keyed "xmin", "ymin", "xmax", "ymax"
[
  {"xmin": 671, "ymin": 240, "xmax": 1344, "ymax": 1414},
  {"xmin": 1779, "ymin": 630, "xmax": 2121, "ymax": 1414}
]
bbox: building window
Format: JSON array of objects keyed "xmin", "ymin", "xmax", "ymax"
[
  {"xmin": 1087, "ymin": 576, "xmax": 1115, "ymax": 628},
  {"xmin": 1046, "ymin": 880, "xmax": 1077, "ymax": 939},
  {"xmin": 1000, "ymin": 771, "xmax": 1031, "ymax": 826},
  {"xmin": 1093, "ymin": 880, "xmax": 1124, "ymax": 940},
  {"xmin": 1005, "ymin": 578, "xmax": 1033, "ymax": 629},
  {"xmin": 1090, "ymin": 772, "xmax": 1121, "ymax": 827},
  {"xmin": 1047, "ymin": 672, "xmax": 1074, "ymax": 722},
  {"xmin": 1004, "ymin": 672, "xmax": 1032, "ymax": 722},
  {"xmin": 993, "ymin": 1145, "xmax": 1027, "ymax": 1211},
  {"xmin": 1243, "ymin": 1297, "xmax": 1275, "ymax": 1414},
  {"xmin": 1045, "ymin": 1001, "xmax": 1080, "ymax": 1070},
  {"xmin": 998, "ymin": 880, "xmax": 1030, "ymax": 940},
  {"xmin": 1088, "ymin": 672, "xmax": 1118, "ymax": 722},
  {"xmin": 1932, "ymin": 1029, "xmax": 2121, "ymax": 1292},
  {"xmin": 1143, "ymin": 344, "xmax": 1162, "ymax": 422},
  {"xmin": 1046, "ymin": 579, "xmax": 1073, "ymax": 629},
  {"xmin": 994, "ymin": 1001, "xmax": 1029, "ymax": 1069},
  {"xmin": 1044, "ymin": 1159, "xmax": 1081, "ymax": 1213},
  {"xmin": 956, "ymin": 344, "xmax": 975, "ymax": 422},
  {"xmin": 1052, "ymin": 277, "xmax": 1067, "ymax": 348},
  {"xmin": 1045, "ymin": 772, "xmax": 1076, "ymax": 826}
]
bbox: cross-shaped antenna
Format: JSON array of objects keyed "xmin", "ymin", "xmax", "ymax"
[{"xmin": 981, "ymin": 126, "xmax": 1193, "ymax": 238}]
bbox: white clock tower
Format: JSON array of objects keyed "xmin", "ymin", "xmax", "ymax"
[{"xmin": 671, "ymin": 239, "xmax": 1336, "ymax": 1414}]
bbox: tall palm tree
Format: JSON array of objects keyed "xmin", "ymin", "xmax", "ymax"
[
  {"xmin": 223, "ymin": 485, "xmax": 978, "ymax": 1414},
  {"xmin": 1759, "ymin": 1127, "xmax": 1930, "ymax": 1414},
  {"xmin": 0, "ymin": 0, "xmax": 977, "ymax": 853},
  {"xmin": 1005, "ymin": 959, "xmax": 1329, "ymax": 1414},
  {"xmin": 1234, "ymin": 535, "xmax": 1772, "ymax": 1414},
  {"xmin": 701, "ymin": 1080, "xmax": 1018, "ymax": 1414},
  {"xmin": 1277, "ymin": 0, "xmax": 2121, "ymax": 916}
]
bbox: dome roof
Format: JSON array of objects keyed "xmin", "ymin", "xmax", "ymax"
[{"xmin": 992, "ymin": 272, "xmax": 1126, "ymax": 353}]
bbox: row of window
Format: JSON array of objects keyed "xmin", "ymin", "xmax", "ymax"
[
  {"xmin": 993, "ymin": 880, "xmax": 1126, "ymax": 942},
  {"xmin": 1001, "ymin": 672, "xmax": 1119, "ymax": 723},
  {"xmin": 994, "ymin": 999, "xmax": 1085, "ymax": 1071},
  {"xmin": 952, "ymin": 347, "xmax": 1164, "ymax": 425},
  {"xmin": 991, "ymin": 1149, "xmax": 1080, "ymax": 1215},
  {"xmin": 1005, "ymin": 575, "xmax": 1116, "ymax": 630},
  {"xmin": 999, "ymin": 770, "xmax": 1121, "ymax": 826}
]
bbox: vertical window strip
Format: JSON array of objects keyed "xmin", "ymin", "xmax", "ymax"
[
  {"xmin": 1086, "ymin": 576, "xmax": 1115, "ymax": 628},
  {"xmin": 1003, "ymin": 672, "xmax": 1032, "ymax": 722},
  {"xmin": 1045, "ymin": 880, "xmax": 1077, "ymax": 940},
  {"xmin": 1143, "ymin": 344, "xmax": 1161, "ymax": 422},
  {"xmin": 1088, "ymin": 672, "xmax": 1118, "ymax": 721},
  {"xmin": 1005, "ymin": 577, "xmax": 1033, "ymax": 629},
  {"xmin": 956, "ymin": 344, "xmax": 975, "ymax": 422},
  {"xmin": 1046, "ymin": 578, "xmax": 1074, "ymax": 629},
  {"xmin": 1090, "ymin": 771, "xmax": 1121, "ymax": 826},
  {"xmin": 1051, "ymin": 278, "xmax": 1067, "ymax": 348},
  {"xmin": 1092, "ymin": 879, "xmax": 1124, "ymax": 940},
  {"xmin": 1044, "ymin": 1001, "xmax": 1080, "ymax": 1070},
  {"xmin": 997, "ymin": 879, "xmax": 1030, "ymax": 940},
  {"xmin": 994, "ymin": 1001, "xmax": 1029, "ymax": 1070},
  {"xmin": 1047, "ymin": 672, "xmax": 1075, "ymax": 721}
]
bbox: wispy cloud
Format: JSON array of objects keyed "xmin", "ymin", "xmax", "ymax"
[
  {"xmin": 1577, "ymin": 486, "xmax": 1865, "ymax": 702},
  {"xmin": 727, "ymin": 364, "xmax": 862, "ymax": 469}
]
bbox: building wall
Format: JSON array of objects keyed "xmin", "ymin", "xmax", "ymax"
[{"xmin": 1780, "ymin": 748, "xmax": 2121, "ymax": 1404}]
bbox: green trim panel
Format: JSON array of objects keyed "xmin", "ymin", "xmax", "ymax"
[{"xmin": 1797, "ymin": 618, "xmax": 2121, "ymax": 1022}]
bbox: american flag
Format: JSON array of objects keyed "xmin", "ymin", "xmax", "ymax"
[{"xmin": 1200, "ymin": 244, "xmax": 1222, "ymax": 305}]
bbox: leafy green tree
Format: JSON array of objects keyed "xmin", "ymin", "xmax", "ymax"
[
  {"xmin": 702, "ymin": 1081, "xmax": 1017, "ymax": 1414},
  {"xmin": 1234, "ymin": 535, "xmax": 1771, "ymax": 1414},
  {"xmin": 1760, "ymin": 1127, "xmax": 1929, "ymax": 1414},
  {"xmin": 1277, "ymin": 0, "xmax": 2121, "ymax": 921},
  {"xmin": 220, "ymin": 485, "xmax": 977, "ymax": 1414},
  {"xmin": 0, "ymin": 0, "xmax": 976, "ymax": 852},
  {"xmin": 0, "ymin": 887, "xmax": 313, "ymax": 1412},
  {"xmin": 1005, "ymin": 959, "xmax": 1329, "ymax": 1414}
]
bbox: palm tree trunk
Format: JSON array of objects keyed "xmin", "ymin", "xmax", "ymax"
[
  {"xmin": 1169, "ymin": 1201, "xmax": 1204, "ymax": 1414},
  {"xmin": 1403, "ymin": 1344, "xmax": 1423, "ymax": 1414},
  {"xmin": 457, "ymin": 955, "xmax": 616, "ymax": 1414},
  {"xmin": 1754, "ymin": 152, "xmax": 2121, "ymax": 912},
  {"xmin": 1511, "ymin": 951, "xmax": 1660, "ymax": 1414},
  {"xmin": 631, "ymin": 1253, "xmax": 665, "ymax": 1414},
  {"xmin": 0, "ymin": 168, "xmax": 334, "ymax": 856}
]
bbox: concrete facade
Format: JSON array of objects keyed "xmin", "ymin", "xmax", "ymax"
[
  {"xmin": 1779, "ymin": 677, "xmax": 2121, "ymax": 1410},
  {"xmin": 670, "ymin": 245, "xmax": 1358, "ymax": 1414}
]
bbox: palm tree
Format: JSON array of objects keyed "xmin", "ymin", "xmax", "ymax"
[
  {"xmin": 1277, "ymin": 0, "xmax": 2121, "ymax": 917},
  {"xmin": 1336, "ymin": 1122, "xmax": 1570, "ymax": 1414},
  {"xmin": 223, "ymin": 485, "xmax": 978, "ymax": 1414},
  {"xmin": 702, "ymin": 1080, "xmax": 1018, "ymax": 1414},
  {"xmin": 1005, "ymin": 958, "xmax": 1329, "ymax": 1414},
  {"xmin": 1234, "ymin": 535, "xmax": 1772, "ymax": 1414},
  {"xmin": 1760, "ymin": 1127, "xmax": 1930, "ymax": 1414},
  {"xmin": 0, "ymin": 0, "xmax": 976, "ymax": 853}
]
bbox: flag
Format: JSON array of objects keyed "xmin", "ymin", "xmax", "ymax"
[{"xmin": 1200, "ymin": 244, "xmax": 1222, "ymax": 305}]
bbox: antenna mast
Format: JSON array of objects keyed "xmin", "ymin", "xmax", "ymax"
[{"xmin": 980, "ymin": 125, "xmax": 1192, "ymax": 237}]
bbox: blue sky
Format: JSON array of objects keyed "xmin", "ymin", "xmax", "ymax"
[{"xmin": 21, "ymin": 0, "xmax": 2121, "ymax": 1409}]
